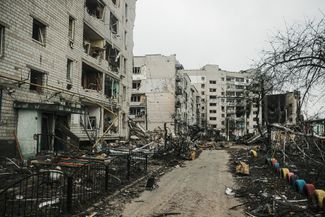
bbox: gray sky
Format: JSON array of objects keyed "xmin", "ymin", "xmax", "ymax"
[{"xmin": 133, "ymin": 0, "xmax": 325, "ymax": 72}]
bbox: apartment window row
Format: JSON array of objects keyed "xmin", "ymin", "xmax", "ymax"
[
  {"xmin": 209, "ymin": 103, "xmax": 216, "ymax": 106},
  {"xmin": 209, "ymin": 110, "xmax": 216, "ymax": 114},
  {"xmin": 210, "ymin": 117, "xmax": 217, "ymax": 121},
  {"xmin": 210, "ymin": 88, "xmax": 216, "ymax": 92},
  {"xmin": 32, "ymin": 16, "xmax": 75, "ymax": 47},
  {"xmin": 209, "ymin": 80, "xmax": 216, "ymax": 84}
]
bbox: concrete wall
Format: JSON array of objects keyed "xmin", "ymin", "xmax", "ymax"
[{"xmin": 132, "ymin": 55, "xmax": 178, "ymax": 132}]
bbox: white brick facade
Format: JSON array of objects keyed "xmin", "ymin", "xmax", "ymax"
[{"xmin": 0, "ymin": 0, "xmax": 136, "ymax": 157}]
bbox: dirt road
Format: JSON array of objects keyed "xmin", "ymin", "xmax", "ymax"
[{"xmin": 122, "ymin": 150, "xmax": 244, "ymax": 217}]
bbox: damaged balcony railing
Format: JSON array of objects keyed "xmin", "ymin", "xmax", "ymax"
[{"xmin": 0, "ymin": 152, "xmax": 149, "ymax": 217}]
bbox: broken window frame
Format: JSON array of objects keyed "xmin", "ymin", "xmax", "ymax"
[
  {"xmin": 32, "ymin": 18, "xmax": 46, "ymax": 45},
  {"xmin": 87, "ymin": 116, "xmax": 97, "ymax": 130},
  {"xmin": 82, "ymin": 62, "xmax": 103, "ymax": 92},
  {"xmin": 68, "ymin": 16, "xmax": 75, "ymax": 43},
  {"xmin": 133, "ymin": 67, "xmax": 141, "ymax": 74},
  {"xmin": 131, "ymin": 95, "xmax": 141, "ymax": 102},
  {"xmin": 130, "ymin": 107, "xmax": 145, "ymax": 117},
  {"xmin": 83, "ymin": 24, "xmax": 106, "ymax": 60},
  {"xmin": 30, "ymin": 69, "xmax": 45, "ymax": 93},
  {"xmin": 132, "ymin": 80, "xmax": 141, "ymax": 90},
  {"xmin": 125, "ymin": 3, "xmax": 128, "ymax": 22},
  {"xmin": 104, "ymin": 75, "xmax": 119, "ymax": 98},
  {"xmin": 123, "ymin": 58, "xmax": 127, "ymax": 74},
  {"xmin": 0, "ymin": 25, "xmax": 4, "ymax": 57},
  {"xmin": 106, "ymin": 42, "xmax": 120, "ymax": 73},
  {"xmin": 110, "ymin": 12, "xmax": 119, "ymax": 34},
  {"xmin": 124, "ymin": 31, "xmax": 127, "ymax": 50},
  {"xmin": 85, "ymin": 0, "xmax": 106, "ymax": 20},
  {"xmin": 66, "ymin": 59, "xmax": 73, "ymax": 83}
]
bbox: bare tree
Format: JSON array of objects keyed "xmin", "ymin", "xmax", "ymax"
[{"xmin": 257, "ymin": 16, "xmax": 325, "ymax": 111}]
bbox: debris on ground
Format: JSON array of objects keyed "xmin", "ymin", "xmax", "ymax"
[{"xmin": 229, "ymin": 145, "xmax": 325, "ymax": 217}]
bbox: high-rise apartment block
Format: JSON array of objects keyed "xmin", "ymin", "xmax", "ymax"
[
  {"xmin": 182, "ymin": 65, "xmax": 261, "ymax": 137},
  {"xmin": 0, "ymin": 0, "xmax": 136, "ymax": 157}
]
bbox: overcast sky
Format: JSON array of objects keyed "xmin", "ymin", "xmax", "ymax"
[{"xmin": 133, "ymin": 0, "xmax": 325, "ymax": 72}]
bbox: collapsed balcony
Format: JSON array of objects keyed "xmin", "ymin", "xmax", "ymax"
[
  {"xmin": 82, "ymin": 62, "xmax": 103, "ymax": 92},
  {"xmin": 83, "ymin": 24, "xmax": 105, "ymax": 60},
  {"xmin": 85, "ymin": 0, "xmax": 105, "ymax": 20}
]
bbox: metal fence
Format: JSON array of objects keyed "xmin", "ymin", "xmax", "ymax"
[{"xmin": 0, "ymin": 152, "xmax": 149, "ymax": 217}]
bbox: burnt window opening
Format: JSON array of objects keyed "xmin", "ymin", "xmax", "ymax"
[
  {"xmin": 30, "ymin": 69, "xmax": 44, "ymax": 93},
  {"xmin": 68, "ymin": 16, "xmax": 75, "ymax": 42},
  {"xmin": 132, "ymin": 81, "xmax": 141, "ymax": 90},
  {"xmin": 32, "ymin": 18, "xmax": 46, "ymax": 44},
  {"xmin": 122, "ymin": 86, "xmax": 126, "ymax": 101},
  {"xmin": 82, "ymin": 62, "xmax": 103, "ymax": 91},
  {"xmin": 85, "ymin": 0, "xmax": 105, "ymax": 20},
  {"xmin": 106, "ymin": 42, "xmax": 120, "ymax": 73},
  {"xmin": 83, "ymin": 24, "xmax": 105, "ymax": 60},
  {"xmin": 110, "ymin": 12, "xmax": 118, "ymax": 34},
  {"xmin": 0, "ymin": 25, "xmax": 4, "ymax": 57},
  {"xmin": 104, "ymin": 75, "xmax": 119, "ymax": 98}
]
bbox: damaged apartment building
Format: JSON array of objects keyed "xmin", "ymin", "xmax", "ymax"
[
  {"xmin": 130, "ymin": 54, "xmax": 200, "ymax": 134},
  {"xmin": 0, "ymin": 0, "xmax": 136, "ymax": 158},
  {"xmin": 182, "ymin": 65, "xmax": 262, "ymax": 137}
]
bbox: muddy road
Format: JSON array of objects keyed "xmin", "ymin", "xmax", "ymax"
[{"xmin": 122, "ymin": 150, "xmax": 244, "ymax": 217}]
